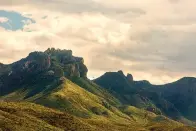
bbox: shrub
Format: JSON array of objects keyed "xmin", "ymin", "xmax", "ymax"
[
  {"xmin": 102, "ymin": 111, "xmax": 109, "ymax": 116},
  {"xmin": 91, "ymin": 107, "xmax": 102, "ymax": 115},
  {"xmin": 102, "ymin": 101, "xmax": 112, "ymax": 110}
]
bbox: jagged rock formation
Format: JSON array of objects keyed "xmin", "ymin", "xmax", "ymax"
[
  {"xmin": 0, "ymin": 48, "xmax": 88, "ymax": 95},
  {"xmin": 44, "ymin": 48, "xmax": 87, "ymax": 78}
]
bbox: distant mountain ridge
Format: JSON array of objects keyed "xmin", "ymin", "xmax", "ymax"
[{"xmin": 94, "ymin": 70, "xmax": 196, "ymax": 125}]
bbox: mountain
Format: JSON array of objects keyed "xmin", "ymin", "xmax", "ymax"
[
  {"xmin": 0, "ymin": 48, "xmax": 196, "ymax": 131},
  {"xmin": 162, "ymin": 77, "xmax": 196, "ymax": 121},
  {"xmin": 0, "ymin": 48, "xmax": 87, "ymax": 96},
  {"xmin": 94, "ymin": 71, "xmax": 196, "ymax": 125}
]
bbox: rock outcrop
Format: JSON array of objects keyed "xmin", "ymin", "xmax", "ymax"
[
  {"xmin": 44, "ymin": 48, "xmax": 88, "ymax": 78},
  {"xmin": 0, "ymin": 48, "xmax": 88, "ymax": 95},
  {"xmin": 126, "ymin": 73, "xmax": 133, "ymax": 82},
  {"xmin": 12, "ymin": 51, "xmax": 51, "ymax": 74},
  {"xmin": 117, "ymin": 70, "xmax": 124, "ymax": 76}
]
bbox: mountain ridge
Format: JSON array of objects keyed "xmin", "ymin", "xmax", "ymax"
[
  {"xmin": 1, "ymin": 48, "xmax": 196, "ymax": 130},
  {"xmin": 94, "ymin": 70, "xmax": 196, "ymax": 125}
]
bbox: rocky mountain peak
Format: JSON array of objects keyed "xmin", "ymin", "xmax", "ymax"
[{"xmin": 0, "ymin": 48, "xmax": 88, "ymax": 95}]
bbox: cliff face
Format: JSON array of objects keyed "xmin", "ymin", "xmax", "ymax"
[
  {"xmin": 0, "ymin": 48, "xmax": 88, "ymax": 95},
  {"xmin": 44, "ymin": 48, "xmax": 88, "ymax": 78}
]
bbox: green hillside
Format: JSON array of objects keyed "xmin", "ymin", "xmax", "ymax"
[
  {"xmin": 1, "ymin": 101, "xmax": 195, "ymax": 131},
  {"xmin": 0, "ymin": 101, "xmax": 93, "ymax": 131}
]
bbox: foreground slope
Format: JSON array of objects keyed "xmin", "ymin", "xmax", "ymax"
[
  {"xmin": 0, "ymin": 101, "xmax": 93, "ymax": 131},
  {"xmin": 1, "ymin": 101, "xmax": 195, "ymax": 131}
]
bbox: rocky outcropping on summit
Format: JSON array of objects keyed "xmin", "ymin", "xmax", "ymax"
[
  {"xmin": 12, "ymin": 51, "xmax": 51, "ymax": 74},
  {"xmin": 44, "ymin": 48, "xmax": 88, "ymax": 78},
  {"xmin": 0, "ymin": 48, "xmax": 88, "ymax": 95},
  {"xmin": 126, "ymin": 73, "xmax": 133, "ymax": 82}
]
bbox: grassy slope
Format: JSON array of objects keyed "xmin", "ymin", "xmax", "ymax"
[
  {"xmin": 1, "ymin": 78, "xmax": 196, "ymax": 131},
  {"xmin": 0, "ymin": 101, "xmax": 93, "ymax": 131},
  {"xmin": 71, "ymin": 77, "xmax": 121, "ymax": 106},
  {"xmin": 34, "ymin": 78, "xmax": 129, "ymax": 119},
  {"xmin": 1, "ymin": 101, "xmax": 195, "ymax": 131}
]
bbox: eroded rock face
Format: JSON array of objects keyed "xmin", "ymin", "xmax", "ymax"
[
  {"xmin": 78, "ymin": 62, "xmax": 88, "ymax": 78},
  {"xmin": 20, "ymin": 51, "xmax": 51, "ymax": 73},
  {"xmin": 44, "ymin": 48, "xmax": 88, "ymax": 78},
  {"xmin": 0, "ymin": 48, "xmax": 88, "ymax": 95}
]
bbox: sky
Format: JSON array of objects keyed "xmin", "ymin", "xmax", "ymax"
[{"xmin": 0, "ymin": 0, "xmax": 196, "ymax": 84}]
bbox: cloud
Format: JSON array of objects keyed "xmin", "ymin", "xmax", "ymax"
[
  {"xmin": 169, "ymin": 0, "xmax": 181, "ymax": 4},
  {"xmin": 0, "ymin": 0, "xmax": 28, "ymax": 5},
  {"xmin": 0, "ymin": 17, "xmax": 8, "ymax": 23},
  {"xmin": 1, "ymin": 0, "xmax": 196, "ymax": 84}
]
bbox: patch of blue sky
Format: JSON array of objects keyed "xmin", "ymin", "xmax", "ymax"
[{"xmin": 0, "ymin": 10, "xmax": 36, "ymax": 31}]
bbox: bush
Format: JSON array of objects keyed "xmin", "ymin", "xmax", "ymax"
[
  {"xmin": 91, "ymin": 107, "xmax": 109, "ymax": 116},
  {"xmin": 102, "ymin": 111, "xmax": 109, "ymax": 116},
  {"xmin": 91, "ymin": 107, "xmax": 102, "ymax": 115},
  {"xmin": 102, "ymin": 101, "xmax": 112, "ymax": 110}
]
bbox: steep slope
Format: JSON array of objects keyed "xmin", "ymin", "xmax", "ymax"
[
  {"xmin": 70, "ymin": 77, "xmax": 121, "ymax": 106},
  {"xmin": 94, "ymin": 71, "xmax": 163, "ymax": 114},
  {"xmin": 34, "ymin": 78, "xmax": 127, "ymax": 119}
]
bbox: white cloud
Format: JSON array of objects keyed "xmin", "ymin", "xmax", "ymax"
[
  {"xmin": 0, "ymin": 17, "xmax": 8, "ymax": 23},
  {"xmin": 1, "ymin": 0, "xmax": 196, "ymax": 84}
]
